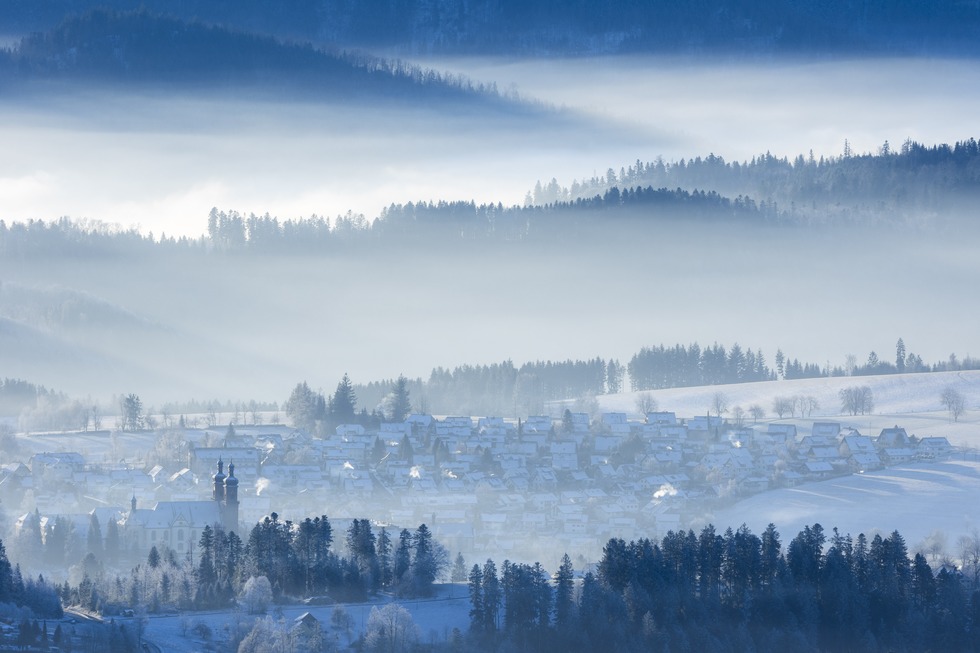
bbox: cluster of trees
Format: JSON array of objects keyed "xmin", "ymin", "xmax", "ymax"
[
  {"xmin": 13, "ymin": 511, "xmax": 122, "ymax": 573},
  {"xmin": 197, "ymin": 515, "xmax": 445, "ymax": 608},
  {"xmin": 0, "ymin": 377, "xmax": 65, "ymax": 416},
  {"xmin": 0, "ymin": 538, "xmax": 63, "ymax": 619},
  {"xmin": 0, "ymin": 377, "xmax": 99, "ymax": 433},
  {"xmin": 284, "ymin": 374, "xmax": 380, "ymax": 434},
  {"xmin": 839, "ymin": 385, "xmax": 876, "ymax": 416},
  {"xmin": 771, "ymin": 394, "xmax": 820, "ymax": 419},
  {"xmin": 467, "ymin": 523, "xmax": 980, "ymax": 652},
  {"xmin": 533, "ymin": 139, "xmax": 980, "ymax": 222},
  {"xmin": 61, "ymin": 514, "xmax": 446, "ymax": 619},
  {"xmin": 3, "ymin": 0, "xmax": 979, "ymax": 55},
  {"xmin": 629, "ymin": 343, "xmax": 774, "ymax": 390},
  {"xmin": 356, "ymin": 358, "xmax": 621, "ymax": 419}
]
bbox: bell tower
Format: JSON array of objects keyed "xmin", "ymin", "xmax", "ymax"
[{"xmin": 223, "ymin": 460, "xmax": 240, "ymax": 533}]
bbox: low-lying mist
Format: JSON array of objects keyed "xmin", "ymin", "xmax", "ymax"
[
  {"xmin": 3, "ymin": 55, "xmax": 979, "ymax": 405},
  {"xmin": 2, "ymin": 213, "xmax": 977, "ymax": 407}
]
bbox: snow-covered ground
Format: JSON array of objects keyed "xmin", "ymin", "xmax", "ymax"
[
  {"xmin": 707, "ymin": 459, "xmax": 980, "ymax": 553},
  {"xmin": 589, "ymin": 369, "xmax": 980, "ymax": 424},
  {"xmin": 139, "ymin": 584, "xmax": 471, "ymax": 653}
]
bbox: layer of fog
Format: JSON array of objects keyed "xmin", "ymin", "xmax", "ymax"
[
  {"xmin": 5, "ymin": 58, "xmax": 980, "ymax": 241},
  {"xmin": 0, "ymin": 85, "xmax": 652, "ymax": 239},
  {"xmin": 3, "ymin": 57, "xmax": 980, "ymax": 403},
  {"xmin": 411, "ymin": 56, "xmax": 980, "ymax": 164},
  {"xmin": 3, "ymin": 215, "xmax": 978, "ymax": 405}
]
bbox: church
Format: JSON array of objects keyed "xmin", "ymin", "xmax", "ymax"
[{"xmin": 121, "ymin": 458, "xmax": 240, "ymax": 556}]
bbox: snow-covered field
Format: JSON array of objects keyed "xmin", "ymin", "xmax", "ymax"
[
  {"xmin": 139, "ymin": 584, "xmax": 470, "ymax": 653},
  {"xmin": 592, "ymin": 369, "xmax": 980, "ymax": 423},
  {"xmin": 585, "ymin": 369, "xmax": 980, "ymax": 446},
  {"xmin": 708, "ymin": 459, "xmax": 980, "ymax": 553}
]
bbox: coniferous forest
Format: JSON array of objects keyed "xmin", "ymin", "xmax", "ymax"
[
  {"xmin": 21, "ymin": 516, "xmax": 980, "ymax": 652},
  {"xmin": 466, "ymin": 523, "xmax": 980, "ymax": 653}
]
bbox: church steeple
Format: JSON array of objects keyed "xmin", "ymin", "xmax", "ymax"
[
  {"xmin": 222, "ymin": 459, "xmax": 240, "ymax": 533},
  {"xmin": 213, "ymin": 457, "xmax": 227, "ymax": 502}
]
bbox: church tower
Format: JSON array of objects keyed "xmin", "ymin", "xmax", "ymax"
[
  {"xmin": 212, "ymin": 457, "xmax": 226, "ymax": 502},
  {"xmin": 222, "ymin": 460, "xmax": 240, "ymax": 533}
]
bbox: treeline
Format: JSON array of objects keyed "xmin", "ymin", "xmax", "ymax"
[
  {"xmin": 292, "ymin": 360, "xmax": 615, "ymax": 425},
  {"xmin": 0, "ymin": 187, "xmax": 773, "ymax": 260},
  {"xmin": 0, "ymin": 377, "xmax": 66, "ymax": 416},
  {"xmin": 467, "ymin": 523, "xmax": 980, "ymax": 652},
  {"xmin": 532, "ymin": 139, "xmax": 980, "ymax": 222},
  {"xmin": 291, "ymin": 339, "xmax": 979, "ymax": 421},
  {"xmin": 207, "ymin": 187, "xmax": 767, "ymax": 252},
  {"xmin": 629, "ymin": 343, "xmax": 774, "ymax": 390},
  {"xmin": 2, "ymin": 0, "xmax": 979, "ymax": 56},
  {"xmin": 0, "ymin": 9, "xmax": 509, "ymax": 104},
  {"xmin": 6, "ymin": 139, "xmax": 979, "ymax": 260}
]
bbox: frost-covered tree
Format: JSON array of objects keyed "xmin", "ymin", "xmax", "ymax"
[
  {"xmin": 241, "ymin": 575, "xmax": 272, "ymax": 614},
  {"xmin": 364, "ymin": 603, "xmax": 419, "ymax": 653}
]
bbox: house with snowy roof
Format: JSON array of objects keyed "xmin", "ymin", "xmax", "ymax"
[
  {"xmin": 877, "ymin": 426, "xmax": 912, "ymax": 449},
  {"xmin": 811, "ymin": 422, "xmax": 841, "ymax": 438},
  {"xmin": 917, "ymin": 437, "xmax": 953, "ymax": 460}
]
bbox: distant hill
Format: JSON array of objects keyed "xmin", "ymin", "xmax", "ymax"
[
  {"xmin": 528, "ymin": 139, "xmax": 980, "ymax": 224},
  {"xmin": 1, "ymin": 0, "xmax": 978, "ymax": 56},
  {"xmin": 0, "ymin": 9, "xmax": 516, "ymax": 106}
]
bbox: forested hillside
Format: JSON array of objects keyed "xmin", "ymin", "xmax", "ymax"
[
  {"xmin": 2, "ymin": 0, "xmax": 979, "ymax": 55},
  {"xmin": 529, "ymin": 139, "xmax": 980, "ymax": 223},
  {"xmin": 0, "ymin": 9, "xmax": 511, "ymax": 104}
]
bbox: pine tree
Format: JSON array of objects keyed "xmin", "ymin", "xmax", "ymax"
[
  {"xmin": 468, "ymin": 563, "xmax": 484, "ymax": 632},
  {"xmin": 377, "ymin": 528, "xmax": 393, "ymax": 589},
  {"xmin": 394, "ymin": 529, "xmax": 412, "ymax": 589},
  {"xmin": 104, "ymin": 518, "xmax": 120, "ymax": 560},
  {"xmin": 330, "ymin": 373, "xmax": 358, "ymax": 425},
  {"xmin": 411, "ymin": 524, "xmax": 437, "ymax": 597},
  {"xmin": 481, "ymin": 559, "xmax": 500, "ymax": 632},
  {"xmin": 387, "ymin": 375, "xmax": 412, "ymax": 422},
  {"xmin": 451, "ymin": 552, "xmax": 467, "ymax": 583},
  {"xmin": 553, "ymin": 553, "xmax": 574, "ymax": 625},
  {"xmin": 86, "ymin": 513, "xmax": 104, "ymax": 560},
  {"xmin": 147, "ymin": 545, "xmax": 161, "ymax": 569}
]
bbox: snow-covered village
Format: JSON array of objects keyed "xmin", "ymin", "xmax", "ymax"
[
  {"xmin": 0, "ymin": 370, "xmax": 976, "ymax": 651},
  {"xmin": 5, "ymin": 3, "xmax": 980, "ymax": 650}
]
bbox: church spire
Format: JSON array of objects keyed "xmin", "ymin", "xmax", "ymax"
[{"xmin": 213, "ymin": 456, "xmax": 227, "ymax": 502}]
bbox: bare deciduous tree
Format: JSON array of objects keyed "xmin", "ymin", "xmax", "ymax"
[
  {"xmin": 635, "ymin": 392, "xmax": 657, "ymax": 416},
  {"xmin": 839, "ymin": 386, "xmax": 874, "ymax": 416},
  {"xmin": 772, "ymin": 396, "xmax": 794, "ymax": 419},
  {"xmin": 711, "ymin": 392, "xmax": 728, "ymax": 418},
  {"xmin": 940, "ymin": 386, "xmax": 965, "ymax": 422}
]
